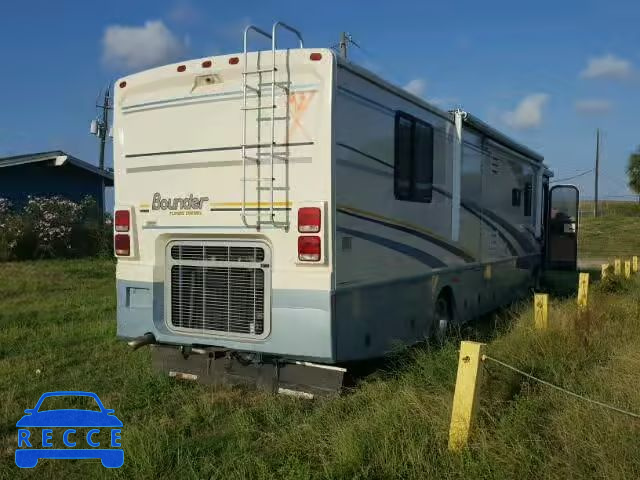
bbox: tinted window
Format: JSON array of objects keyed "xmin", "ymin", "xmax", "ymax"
[
  {"xmin": 394, "ymin": 112, "xmax": 434, "ymax": 203},
  {"xmin": 395, "ymin": 115, "xmax": 413, "ymax": 200}
]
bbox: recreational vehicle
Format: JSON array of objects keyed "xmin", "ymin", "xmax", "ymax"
[{"xmin": 113, "ymin": 22, "xmax": 579, "ymax": 394}]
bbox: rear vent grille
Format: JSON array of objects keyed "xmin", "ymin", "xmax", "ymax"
[
  {"xmin": 171, "ymin": 245, "xmax": 265, "ymax": 262},
  {"xmin": 167, "ymin": 242, "xmax": 270, "ymax": 338}
]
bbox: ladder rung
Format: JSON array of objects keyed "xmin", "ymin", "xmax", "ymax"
[
  {"xmin": 258, "ymin": 116, "xmax": 288, "ymax": 122},
  {"xmin": 256, "ymin": 151, "xmax": 285, "ymax": 156},
  {"xmin": 257, "ymin": 186, "xmax": 290, "ymax": 191},
  {"xmin": 241, "ymin": 177, "xmax": 276, "ymax": 181},
  {"xmin": 257, "ymin": 81, "xmax": 290, "ymax": 88},
  {"xmin": 243, "ymin": 68, "xmax": 277, "ymax": 75},
  {"xmin": 245, "ymin": 85, "xmax": 260, "ymax": 93},
  {"xmin": 242, "ymin": 212, "xmax": 279, "ymax": 217},
  {"xmin": 241, "ymin": 105, "xmax": 276, "ymax": 111},
  {"xmin": 242, "ymin": 156, "xmax": 260, "ymax": 162}
]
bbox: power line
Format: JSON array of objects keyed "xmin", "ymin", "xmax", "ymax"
[{"xmin": 551, "ymin": 168, "xmax": 594, "ymax": 183}]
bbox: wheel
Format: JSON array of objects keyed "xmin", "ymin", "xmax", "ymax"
[{"xmin": 433, "ymin": 294, "xmax": 452, "ymax": 343}]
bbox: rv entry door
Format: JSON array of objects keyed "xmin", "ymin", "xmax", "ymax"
[{"xmin": 546, "ymin": 185, "xmax": 579, "ymax": 270}]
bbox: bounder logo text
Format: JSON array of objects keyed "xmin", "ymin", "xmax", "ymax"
[{"xmin": 152, "ymin": 193, "xmax": 209, "ymax": 213}]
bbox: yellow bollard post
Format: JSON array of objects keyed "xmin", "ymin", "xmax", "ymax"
[
  {"xmin": 534, "ymin": 293, "xmax": 548, "ymax": 330},
  {"xmin": 625, "ymin": 260, "xmax": 631, "ymax": 279},
  {"xmin": 601, "ymin": 263, "xmax": 608, "ymax": 279},
  {"xmin": 614, "ymin": 259, "xmax": 621, "ymax": 275},
  {"xmin": 633, "ymin": 256, "xmax": 638, "ymax": 274},
  {"xmin": 448, "ymin": 341, "xmax": 486, "ymax": 452},
  {"xmin": 577, "ymin": 272, "xmax": 589, "ymax": 310}
]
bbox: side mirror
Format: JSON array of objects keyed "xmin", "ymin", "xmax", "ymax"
[
  {"xmin": 104, "ymin": 409, "xmax": 115, "ymax": 415},
  {"xmin": 24, "ymin": 409, "xmax": 34, "ymax": 414}
]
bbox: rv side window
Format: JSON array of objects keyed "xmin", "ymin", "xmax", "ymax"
[
  {"xmin": 524, "ymin": 182, "xmax": 532, "ymax": 216},
  {"xmin": 394, "ymin": 112, "xmax": 434, "ymax": 202}
]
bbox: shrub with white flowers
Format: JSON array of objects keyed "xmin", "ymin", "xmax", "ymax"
[
  {"xmin": 24, "ymin": 196, "xmax": 83, "ymax": 257},
  {"xmin": 0, "ymin": 198, "xmax": 11, "ymax": 218},
  {"xmin": 0, "ymin": 196, "xmax": 112, "ymax": 260}
]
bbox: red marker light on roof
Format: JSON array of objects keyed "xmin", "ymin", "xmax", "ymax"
[
  {"xmin": 310, "ymin": 53, "xmax": 322, "ymax": 61},
  {"xmin": 202, "ymin": 60, "xmax": 212, "ymax": 68},
  {"xmin": 177, "ymin": 65, "xmax": 186, "ymax": 72},
  {"xmin": 119, "ymin": 81, "xmax": 127, "ymax": 88},
  {"xmin": 229, "ymin": 57, "xmax": 239, "ymax": 65}
]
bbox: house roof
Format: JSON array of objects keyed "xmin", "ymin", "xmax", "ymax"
[{"xmin": 0, "ymin": 150, "xmax": 114, "ymax": 186}]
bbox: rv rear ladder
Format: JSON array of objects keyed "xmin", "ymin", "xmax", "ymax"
[{"xmin": 240, "ymin": 22, "xmax": 303, "ymax": 230}]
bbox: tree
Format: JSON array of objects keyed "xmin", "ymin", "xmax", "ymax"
[{"xmin": 626, "ymin": 148, "xmax": 640, "ymax": 198}]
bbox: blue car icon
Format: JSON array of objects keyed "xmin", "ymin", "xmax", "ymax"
[{"xmin": 15, "ymin": 391, "xmax": 123, "ymax": 468}]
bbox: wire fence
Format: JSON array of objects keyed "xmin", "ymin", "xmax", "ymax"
[
  {"xmin": 482, "ymin": 354, "xmax": 640, "ymax": 420},
  {"xmin": 579, "ymin": 199, "xmax": 640, "ymax": 218}
]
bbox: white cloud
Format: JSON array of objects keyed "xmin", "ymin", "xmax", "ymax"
[
  {"xmin": 575, "ymin": 99, "xmax": 612, "ymax": 115},
  {"xmin": 429, "ymin": 97, "xmax": 460, "ymax": 108},
  {"xmin": 168, "ymin": 1, "xmax": 200, "ymax": 25},
  {"xmin": 502, "ymin": 93, "xmax": 549, "ymax": 130},
  {"xmin": 403, "ymin": 78, "xmax": 427, "ymax": 97},
  {"xmin": 580, "ymin": 54, "xmax": 632, "ymax": 79},
  {"xmin": 102, "ymin": 20, "xmax": 188, "ymax": 70}
]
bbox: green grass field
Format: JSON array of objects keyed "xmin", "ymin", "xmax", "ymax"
[
  {"xmin": 1, "ymin": 258, "xmax": 640, "ymax": 479},
  {"xmin": 579, "ymin": 201, "xmax": 640, "ymax": 259}
]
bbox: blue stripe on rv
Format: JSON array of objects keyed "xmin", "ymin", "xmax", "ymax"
[{"xmin": 336, "ymin": 226, "xmax": 448, "ymax": 268}]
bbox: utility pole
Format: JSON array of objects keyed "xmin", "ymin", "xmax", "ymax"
[
  {"xmin": 339, "ymin": 32, "xmax": 348, "ymax": 60},
  {"xmin": 594, "ymin": 128, "xmax": 600, "ymax": 217},
  {"xmin": 98, "ymin": 87, "xmax": 110, "ymax": 172},
  {"xmin": 90, "ymin": 86, "xmax": 112, "ymax": 218},
  {"xmin": 337, "ymin": 32, "xmax": 359, "ymax": 60}
]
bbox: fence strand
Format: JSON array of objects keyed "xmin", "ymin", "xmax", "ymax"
[{"xmin": 482, "ymin": 354, "xmax": 640, "ymax": 420}]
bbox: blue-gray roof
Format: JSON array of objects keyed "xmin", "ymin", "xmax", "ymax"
[{"xmin": 0, "ymin": 151, "xmax": 113, "ymax": 186}]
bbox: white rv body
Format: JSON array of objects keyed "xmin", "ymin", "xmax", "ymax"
[{"xmin": 114, "ymin": 40, "xmax": 549, "ymax": 364}]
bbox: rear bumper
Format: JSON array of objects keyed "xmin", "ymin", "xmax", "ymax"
[{"xmin": 116, "ymin": 279, "xmax": 336, "ymax": 363}]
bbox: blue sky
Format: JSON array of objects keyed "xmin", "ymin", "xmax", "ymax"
[{"xmin": 1, "ymin": 0, "xmax": 639, "ymax": 199}]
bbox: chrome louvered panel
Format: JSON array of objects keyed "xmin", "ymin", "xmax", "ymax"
[{"xmin": 166, "ymin": 241, "xmax": 270, "ymax": 339}]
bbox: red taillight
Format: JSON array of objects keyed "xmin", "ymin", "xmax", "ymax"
[
  {"xmin": 202, "ymin": 60, "xmax": 212, "ymax": 68},
  {"xmin": 114, "ymin": 234, "xmax": 130, "ymax": 256},
  {"xmin": 310, "ymin": 52, "xmax": 322, "ymax": 61},
  {"xmin": 229, "ymin": 57, "xmax": 239, "ymax": 65},
  {"xmin": 114, "ymin": 210, "xmax": 130, "ymax": 232},
  {"xmin": 298, "ymin": 236, "xmax": 321, "ymax": 262},
  {"xmin": 177, "ymin": 64, "xmax": 186, "ymax": 72},
  {"xmin": 298, "ymin": 207, "xmax": 321, "ymax": 233}
]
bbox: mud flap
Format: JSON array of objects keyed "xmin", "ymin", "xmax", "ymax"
[{"xmin": 150, "ymin": 345, "xmax": 346, "ymax": 398}]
